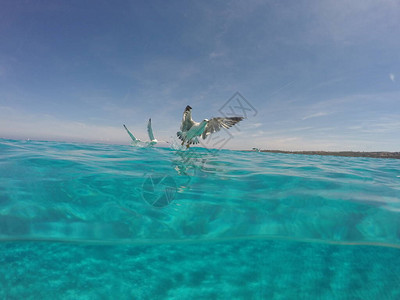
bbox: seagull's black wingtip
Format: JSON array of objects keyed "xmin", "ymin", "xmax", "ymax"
[
  {"xmin": 177, "ymin": 131, "xmax": 183, "ymax": 141},
  {"xmin": 185, "ymin": 105, "xmax": 192, "ymax": 111}
]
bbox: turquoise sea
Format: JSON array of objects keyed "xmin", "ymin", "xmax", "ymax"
[{"xmin": 1, "ymin": 138, "xmax": 400, "ymax": 299}]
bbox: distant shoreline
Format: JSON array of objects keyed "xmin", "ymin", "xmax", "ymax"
[{"xmin": 252, "ymin": 150, "xmax": 400, "ymax": 159}]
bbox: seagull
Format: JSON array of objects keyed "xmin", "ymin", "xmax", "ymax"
[
  {"xmin": 123, "ymin": 118, "xmax": 158, "ymax": 147},
  {"xmin": 177, "ymin": 105, "xmax": 244, "ymax": 148}
]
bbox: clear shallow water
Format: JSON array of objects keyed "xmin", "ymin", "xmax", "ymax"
[{"xmin": 1, "ymin": 138, "xmax": 400, "ymax": 298}]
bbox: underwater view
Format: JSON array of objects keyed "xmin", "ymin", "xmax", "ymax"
[{"xmin": 1, "ymin": 138, "xmax": 400, "ymax": 299}]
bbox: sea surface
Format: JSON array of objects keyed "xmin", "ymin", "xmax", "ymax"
[{"xmin": 1, "ymin": 138, "xmax": 400, "ymax": 299}]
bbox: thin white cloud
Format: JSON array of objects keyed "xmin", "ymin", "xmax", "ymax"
[
  {"xmin": 355, "ymin": 117, "xmax": 400, "ymax": 134},
  {"xmin": 251, "ymin": 123, "xmax": 262, "ymax": 128},
  {"xmin": 302, "ymin": 112, "xmax": 329, "ymax": 120},
  {"xmin": 310, "ymin": 91, "xmax": 400, "ymax": 115},
  {"xmin": 240, "ymin": 122, "xmax": 262, "ymax": 130},
  {"xmin": 209, "ymin": 51, "xmax": 224, "ymax": 59},
  {"xmin": 390, "ymin": 73, "xmax": 395, "ymax": 82}
]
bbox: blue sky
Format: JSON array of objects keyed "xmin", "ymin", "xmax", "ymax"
[{"xmin": 0, "ymin": 0, "xmax": 399, "ymax": 150}]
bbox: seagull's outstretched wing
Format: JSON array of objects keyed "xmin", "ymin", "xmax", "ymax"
[
  {"xmin": 180, "ymin": 105, "xmax": 194, "ymax": 132},
  {"xmin": 123, "ymin": 124, "xmax": 138, "ymax": 142},
  {"xmin": 201, "ymin": 117, "xmax": 244, "ymax": 139},
  {"xmin": 147, "ymin": 118, "xmax": 156, "ymax": 141}
]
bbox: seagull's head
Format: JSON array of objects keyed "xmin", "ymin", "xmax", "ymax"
[
  {"xmin": 185, "ymin": 105, "xmax": 192, "ymax": 111},
  {"xmin": 200, "ymin": 119, "xmax": 209, "ymax": 128}
]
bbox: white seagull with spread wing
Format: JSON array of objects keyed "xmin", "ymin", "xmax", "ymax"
[
  {"xmin": 177, "ymin": 105, "xmax": 244, "ymax": 148},
  {"xmin": 123, "ymin": 118, "xmax": 158, "ymax": 147}
]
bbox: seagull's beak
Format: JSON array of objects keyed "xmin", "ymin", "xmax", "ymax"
[{"xmin": 185, "ymin": 105, "xmax": 192, "ymax": 111}]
